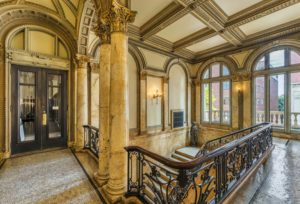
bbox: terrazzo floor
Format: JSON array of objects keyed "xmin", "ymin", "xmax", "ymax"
[
  {"xmin": 251, "ymin": 138, "xmax": 300, "ymax": 204},
  {"xmin": 0, "ymin": 149, "xmax": 103, "ymax": 204}
]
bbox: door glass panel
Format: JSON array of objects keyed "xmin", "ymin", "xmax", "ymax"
[
  {"xmin": 290, "ymin": 72, "xmax": 300, "ymax": 131},
  {"xmin": 211, "ymin": 82, "xmax": 220, "ymax": 123},
  {"xmin": 48, "ymin": 74, "xmax": 62, "ymax": 138},
  {"xmin": 202, "ymin": 83, "xmax": 210, "ymax": 122},
  {"xmin": 19, "ymin": 72, "xmax": 36, "ymax": 142},
  {"xmin": 269, "ymin": 74, "xmax": 285, "ymax": 128},
  {"xmin": 255, "ymin": 77, "xmax": 265, "ymax": 124},
  {"xmin": 222, "ymin": 81, "xmax": 230, "ymax": 124}
]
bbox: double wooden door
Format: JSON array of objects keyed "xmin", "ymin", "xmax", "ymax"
[{"xmin": 11, "ymin": 65, "xmax": 68, "ymax": 155}]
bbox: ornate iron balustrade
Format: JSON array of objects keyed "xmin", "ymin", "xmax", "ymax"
[
  {"xmin": 125, "ymin": 123, "xmax": 273, "ymax": 204},
  {"xmin": 198, "ymin": 123, "xmax": 269, "ymax": 156},
  {"xmin": 83, "ymin": 125, "xmax": 99, "ymax": 157}
]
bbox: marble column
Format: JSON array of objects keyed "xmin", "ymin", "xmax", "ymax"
[
  {"xmin": 75, "ymin": 54, "xmax": 89, "ymax": 150},
  {"xmin": 90, "ymin": 63, "xmax": 100, "ymax": 128},
  {"xmin": 102, "ymin": 1, "xmax": 136, "ymax": 203},
  {"xmin": 94, "ymin": 21, "xmax": 111, "ymax": 186}
]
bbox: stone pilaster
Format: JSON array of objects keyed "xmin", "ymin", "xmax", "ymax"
[
  {"xmin": 0, "ymin": 44, "xmax": 5, "ymax": 154},
  {"xmin": 139, "ymin": 72, "xmax": 147, "ymax": 134},
  {"xmin": 194, "ymin": 79, "xmax": 201, "ymax": 124},
  {"xmin": 102, "ymin": 1, "xmax": 136, "ymax": 203},
  {"xmin": 163, "ymin": 77, "xmax": 170, "ymax": 130},
  {"xmin": 94, "ymin": 18, "xmax": 111, "ymax": 186},
  {"xmin": 75, "ymin": 54, "xmax": 89, "ymax": 150}
]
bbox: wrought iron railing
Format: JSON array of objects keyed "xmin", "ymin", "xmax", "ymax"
[
  {"xmin": 197, "ymin": 123, "xmax": 269, "ymax": 156},
  {"xmin": 83, "ymin": 125, "xmax": 99, "ymax": 157},
  {"xmin": 125, "ymin": 123, "xmax": 273, "ymax": 204}
]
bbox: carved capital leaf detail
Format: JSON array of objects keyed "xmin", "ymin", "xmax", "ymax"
[{"xmin": 110, "ymin": 0, "xmax": 137, "ymax": 33}]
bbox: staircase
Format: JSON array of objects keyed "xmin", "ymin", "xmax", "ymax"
[{"xmin": 143, "ymin": 146, "xmax": 201, "ymax": 204}]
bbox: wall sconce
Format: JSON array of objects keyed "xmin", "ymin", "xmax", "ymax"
[{"xmin": 152, "ymin": 89, "xmax": 162, "ymax": 104}]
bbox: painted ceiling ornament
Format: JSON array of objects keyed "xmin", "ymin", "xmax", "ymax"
[{"xmin": 110, "ymin": 0, "xmax": 137, "ymax": 33}]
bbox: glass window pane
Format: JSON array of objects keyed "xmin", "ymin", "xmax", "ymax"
[
  {"xmin": 222, "ymin": 81, "xmax": 230, "ymax": 124},
  {"xmin": 269, "ymin": 74, "xmax": 285, "ymax": 128},
  {"xmin": 211, "ymin": 82, "xmax": 220, "ymax": 122},
  {"xmin": 222, "ymin": 65, "xmax": 230, "ymax": 76},
  {"xmin": 256, "ymin": 56, "xmax": 265, "ymax": 70},
  {"xmin": 202, "ymin": 84, "xmax": 210, "ymax": 122},
  {"xmin": 269, "ymin": 50, "xmax": 285, "ymax": 68},
  {"xmin": 255, "ymin": 77, "xmax": 265, "ymax": 124},
  {"xmin": 203, "ymin": 69, "xmax": 209, "ymax": 79},
  {"xmin": 211, "ymin": 63, "xmax": 220, "ymax": 78},
  {"xmin": 290, "ymin": 72, "xmax": 300, "ymax": 131},
  {"xmin": 19, "ymin": 72, "xmax": 36, "ymax": 142},
  {"xmin": 291, "ymin": 50, "xmax": 300, "ymax": 65},
  {"xmin": 48, "ymin": 75, "xmax": 62, "ymax": 138},
  {"xmin": 19, "ymin": 71, "xmax": 35, "ymax": 84}
]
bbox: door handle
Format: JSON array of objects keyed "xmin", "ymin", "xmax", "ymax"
[{"xmin": 42, "ymin": 111, "xmax": 47, "ymax": 126}]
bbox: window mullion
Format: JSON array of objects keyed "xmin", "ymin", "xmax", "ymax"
[
  {"xmin": 220, "ymin": 80, "xmax": 223, "ymax": 125},
  {"xmin": 266, "ymin": 75, "xmax": 270, "ymax": 123},
  {"xmin": 286, "ymin": 73, "xmax": 290, "ymax": 133},
  {"xmin": 209, "ymin": 82, "xmax": 212, "ymax": 123}
]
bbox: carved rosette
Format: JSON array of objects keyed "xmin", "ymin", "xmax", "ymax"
[{"xmin": 109, "ymin": 0, "xmax": 137, "ymax": 33}]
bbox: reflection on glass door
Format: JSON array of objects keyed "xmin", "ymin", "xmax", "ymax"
[
  {"xmin": 19, "ymin": 71, "xmax": 36, "ymax": 142},
  {"xmin": 48, "ymin": 74, "xmax": 62, "ymax": 139}
]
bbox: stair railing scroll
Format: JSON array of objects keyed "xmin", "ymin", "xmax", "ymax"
[{"xmin": 125, "ymin": 123, "xmax": 273, "ymax": 204}]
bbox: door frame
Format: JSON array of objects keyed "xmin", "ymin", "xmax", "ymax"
[{"xmin": 10, "ymin": 64, "xmax": 68, "ymax": 155}]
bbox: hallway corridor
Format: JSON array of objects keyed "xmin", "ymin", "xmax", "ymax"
[{"xmin": 0, "ymin": 149, "xmax": 102, "ymax": 204}]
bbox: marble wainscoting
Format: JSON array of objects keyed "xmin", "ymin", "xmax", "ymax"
[
  {"xmin": 199, "ymin": 125, "xmax": 232, "ymax": 145},
  {"xmin": 0, "ymin": 149, "xmax": 103, "ymax": 204}
]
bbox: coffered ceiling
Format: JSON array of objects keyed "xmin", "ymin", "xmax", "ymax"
[{"xmin": 128, "ymin": 0, "xmax": 300, "ymax": 63}]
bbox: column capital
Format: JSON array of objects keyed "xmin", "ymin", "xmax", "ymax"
[
  {"xmin": 110, "ymin": 0, "xmax": 137, "ymax": 33},
  {"xmin": 75, "ymin": 54, "xmax": 90, "ymax": 69},
  {"xmin": 95, "ymin": 12, "xmax": 111, "ymax": 44},
  {"xmin": 232, "ymin": 72, "xmax": 252, "ymax": 82}
]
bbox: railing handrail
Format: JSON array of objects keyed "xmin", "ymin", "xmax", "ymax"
[
  {"xmin": 125, "ymin": 123, "xmax": 272, "ymax": 170},
  {"xmin": 201, "ymin": 122, "xmax": 269, "ymax": 148},
  {"xmin": 83, "ymin": 125, "xmax": 99, "ymax": 132}
]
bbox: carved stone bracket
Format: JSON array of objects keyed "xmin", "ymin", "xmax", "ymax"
[
  {"xmin": 109, "ymin": 0, "xmax": 137, "ymax": 33},
  {"xmin": 232, "ymin": 72, "xmax": 251, "ymax": 82}
]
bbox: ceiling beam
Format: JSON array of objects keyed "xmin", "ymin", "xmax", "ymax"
[
  {"xmin": 173, "ymin": 28, "xmax": 215, "ymax": 50},
  {"xmin": 140, "ymin": 2, "xmax": 191, "ymax": 40}
]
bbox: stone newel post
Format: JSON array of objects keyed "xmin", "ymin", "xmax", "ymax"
[
  {"xmin": 102, "ymin": 1, "xmax": 136, "ymax": 203},
  {"xmin": 75, "ymin": 54, "xmax": 89, "ymax": 149}
]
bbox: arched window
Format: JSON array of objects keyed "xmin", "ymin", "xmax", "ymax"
[
  {"xmin": 201, "ymin": 62, "xmax": 231, "ymax": 125},
  {"xmin": 253, "ymin": 47, "xmax": 300, "ymax": 133}
]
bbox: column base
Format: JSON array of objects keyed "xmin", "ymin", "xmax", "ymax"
[
  {"xmin": 73, "ymin": 145, "xmax": 85, "ymax": 152},
  {"xmin": 102, "ymin": 182, "xmax": 125, "ymax": 204},
  {"xmin": 94, "ymin": 172, "xmax": 109, "ymax": 187}
]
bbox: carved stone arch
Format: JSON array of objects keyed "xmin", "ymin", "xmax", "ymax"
[
  {"xmin": 196, "ymin": 56, "xmax": 238, "ymax": 80},
  {"xmin": 77, "ymin": 0, "xmax": 97, "ymax": 55},
  {"xmin": 128, "ymin": 44, "xmax": 145, "ymax": 73},
  {"xmin": 88, "ymin": 38, "xmax": 100, "ymax": 59},
  {"xmin": 244, "ymin": 39, "xmax": 300, "ymax": 72},
  {"xmin": 165, "ymin": 58, "xmax": 190, "ymax": 80},
  {"xmin": 0, "ymin": 9, "xmax": 77, "ymax": 56}
]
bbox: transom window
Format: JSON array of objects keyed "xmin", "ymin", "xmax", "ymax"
[
  {"xmin": 253, "ymin": 47, "xmax": 300, "ymax": 133},
  {"xmin": 201, "ymin": 62, "xmax": 231, "ymax": 125}
]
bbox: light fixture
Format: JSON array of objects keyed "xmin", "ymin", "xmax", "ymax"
[{"xmin": 152, "ymin": 89, "xmax": 162, "ymax": 104}]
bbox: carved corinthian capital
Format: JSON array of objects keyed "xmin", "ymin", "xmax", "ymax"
[
  {"xmin": 95, "ymin": 11, "xmax": 111, "ymax": 44},
  {"xmin": 110, "ymin": 0, "xmax": 137, "ymax": 33}
]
